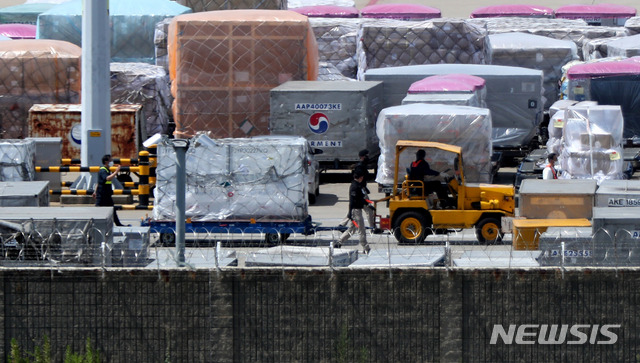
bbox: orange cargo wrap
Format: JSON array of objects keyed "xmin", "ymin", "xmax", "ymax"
[{"xmin": 168, "ymin": 10, "xmax": 318, "ymax": 138}]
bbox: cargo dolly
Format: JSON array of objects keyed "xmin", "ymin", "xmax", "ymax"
[{"xmin": 141, "ymin": 216, "xmax": 346, "ymax": 245}]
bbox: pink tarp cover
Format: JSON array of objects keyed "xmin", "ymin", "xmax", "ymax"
[
  {"xmin": 361, "ymin": 4, "xmax": 441, "ymax": 19},
  {"xmin": 0, "ymin": 24, "xmax": 36, "ymax": 39},
  {"xmin": 291, "ymin": 5, "xmax": 359, "ymax": 18},
  {"xmin": 408, "ymin": 74, "xmax": 485, "ymax": 93},
  {"xmin": 470, "ymin": 4, "xmax": 553, "ymax": 18},
  {"xmin": 567, "ymin": 57, "xmax": 640, "ymax": 79},
  {"xmin": 555, "ymin": 4, "xmax": 636, "ymax": 17}
]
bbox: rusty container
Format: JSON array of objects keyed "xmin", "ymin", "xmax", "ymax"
[{"xmin": 27, "ymin": 104, "xmax": 144, "ymax": 160}]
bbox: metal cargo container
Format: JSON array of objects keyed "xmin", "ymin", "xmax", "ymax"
[
  {"xmin": 590, "ymin": 207, "xmax": 640, "ymax": 266},
  {"xmin": 30, "ymin": 137, "xmax": 61, "ymax": 201},
  {"xmin": 27, "ymin": 104, "xmax": 144, "ymax": 160},
  {"xmin": 537, "ymin": 226, "xmax": 595, "ymax": 266},
  {"xmin": 595, "ymin": 180, "xmax": 640, "ymax": 207},
  {"xmin": 518, "ymin": 179, "xmax": 597, "ymax": 219},
  {"xmin": 0, "ymin": 207, "xmax": 113, "ymax": 266},
  {"xmin": 270, "ymin": 81, "xmax": 383, "ymax": 166},
  {"xmin": 112, "ymin": 226, "xmax": 150, "ymax": 266},
  {"xmin": 0, "ymin": 181, "xmax": 49, "ymax": 206}
]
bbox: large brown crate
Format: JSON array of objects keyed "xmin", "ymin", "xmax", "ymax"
[
  {"xmin": 168, "ymin": 10, "xmax": 318, "ymax": 138},
  {"xmin": 27, "ymin": 104, "xmax": 143, "ymax": 160},
  {"xmin": 0, "ymin": 40, "xmax": 81, "ymax": 138}
]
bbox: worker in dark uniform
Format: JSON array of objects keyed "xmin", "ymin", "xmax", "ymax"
[
  {"xmin": 409, "ymin": 149, "xmax": 450, "ymax": 203},
  {"xmin": 93, "ymin": 154, "xmax": 126, "ymax": 227},
  {"xmin": 336, "ymin": 171, "xmax": 370, "ymax": 254},
  {"xmin": 353, "ymin": 149, "xmax": 377, "ymax": 230}
]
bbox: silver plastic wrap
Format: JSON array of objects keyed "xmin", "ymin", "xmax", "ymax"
[
  {"xmin": 606, "ymin": 34, "xmax": 640, "ymax": 58},
  {"xmin": 364, "ymin": 64, "xmax": 543, "ymax": 148},
  {"xmin": 309, "ymin": 17, "xmax": 360, "ymax": 78},
  {"xmin": 154, "ymin": 134, "xmax": 309, "ymax": 221},
  {"xmin": 401, "ymin": 93, "xmax": 479, "ymax": 107},
  {"xmin": 356, "ymin": 18, "xmax": 486, "ymax": 80},
  {"xmin": 560, "ymin": 104, "xmax": 624, "ymax": 182},
  {"xmin": 468, "ymin": 17, "xmax": 629, "ymax": 60},
  {"xmin": 484, "ymin": 32, "xmax": 578, "ymax": 109},
  {"xmin": 546, "ymin": 100, "xmax": 594, "ymax": 154},
  {"xmin": 153, "ymin": 17, "xmax": 172, "ymax": 71},
  {"xmin": 375, "ymin": 103, "xmax": 493, "ymax": 185},
  {"xmin": 317, "ymin": 62, "xmax": 357, "ymax": 81},
  {"xmin": 110, "ymin": 62, "xmax": 173, "ymax": 136},
  {"xmin": 626, "ymin": 16, "xmax": 640, "ymax": 35},
  {"xmin": 0, "ymin": 139, "xmax": 35, "ymax": 181},
  {"xmin": 582, "ymin": 37, "xmax": 622, "ymax": 61}
]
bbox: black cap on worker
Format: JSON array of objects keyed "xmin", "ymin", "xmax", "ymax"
[{"xmin": 359, "ymin": 149, "xmax": 369, "ymax": 157}]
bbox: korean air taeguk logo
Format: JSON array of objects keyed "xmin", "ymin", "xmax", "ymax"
[{"xmin": 309, "ymin": 113, "xmax": 329, "ymax": 134}]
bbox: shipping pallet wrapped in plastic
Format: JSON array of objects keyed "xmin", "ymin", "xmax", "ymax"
[
  {"xmin": 467, "ymin": 17, "xmax": 629, "ymax": 60},
  {"xmin": 37, "ymin": 0, "xmax": 191, "ymax": 64},
  {"xmin": 546, "ymin": 100, "xmax": 596, "ymax": 154},
  {"xmin": 0, "ymin": 139, "xmax": 35, "ymax": 181},
  {"xmin": 356, "ymin": 18, "xmax": 486, "ymax": 80},
  {"xmin": 375, "ymin": 103, "xmax": 493, "ymax": 185},
  {"xmin": 554, "ymin": 4, "xmax": 636, "ymax": 27},
  {"xmin": 292, "ymin": 5, "xmax": 359, "ymax": 18},
  {"xmin": 0, "ymin": 39, "xmax": 80, "ymax": 139},
  {"xmin": 582, "ymin": 37, "xmax": 623, "ymax": 61},
  {"xmin": 309, "ymin": 17, "xmax": 360, "ymax": 79},
  {"xmin": 288, "ymin": 0, "xmax": 354, "ymax": 9},
  {"xmin": 560, "ymin": 104, "xmax": 624, "ymax": 183},
  {"xmin": 364, "ymin": 64, "xmax": 544, "ymax": 148},
  {"xmin": 606, "ymin": 34, "xmax": 640, "ymax": 58},
  {"xmin": 484, "ymin": 32, "xmax": 578, "ymax": 109},
  {"xmin": 470, "ymin": 5, "xmax": 553, "ymax": 19},
  {"xmin": 154, "ymin": 17, "xmax": 172, "ymax": 71},
  {"xmin": 626, "ymin": 17, "xmax": 640, "ymax": 35},
  {"xmin": 566, "ymin": 57, "xmax": 640, "ymax": 139},
  {"xmin": 401, "ymin": 73, "xmax": 486, "ymax": 107},
  {"xmin": 360, "ymin": 4, "xmax": 440, "ymax": 21},
  {"xmin": 110, "ymin": 63, "xmax": 173, "ymax": 136},
  {"xmin": 317, "ymin": 62, "xmax": 357, "ymax": 81},
  {"xmin": 168, "ymin": 10, "xmax": 318, "ymax": 138},
  {"xmin": 176, "ymin": 0, "xmax": 285, "ymax": 12},
  {"xmin": 154, "ymin": 134, "xmax": 309, "ymax": 221}
]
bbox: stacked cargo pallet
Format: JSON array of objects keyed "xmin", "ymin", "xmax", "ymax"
[
  {"xmin": 154, "ymin": 134, "xmax": 309, "ymax": 221},
  {"xmin": 0, "ymin": 40, "xmax": 80, "ymax": 139},
  {"xmin": 176, "ymin": 0, "xmax": 285, "ymax": 12},
  {"xmin": 309, "ymin": 17, "xmax": 360, "ymax": 79},
  {"xmin": 606, "ymin": 34, "xmax": 640, "ymax": 58},
  {"xmin": 401, "ymin": 74, "xmax": 486, "ymax": 108},
  {"xmin": 0, "ymin": 139, "xmax": 36, "ymax": 181},
  {"xmin": 356, "ymin": 18, "xmax": 486, "ymax": 80},
  {"xmin": 110, "ymin": 62, "xmax": 174, "ymax": 136},
  {"xmin": 560, "ymin": 104, "xmax": 625, "ymax": 182},
  {"xmin": 468, "ymin": 17, "xmax": 629, "ymax": 60},
  {"xmin": 168, "ymin": 10, "xmax": 318, "ymax": 138}
]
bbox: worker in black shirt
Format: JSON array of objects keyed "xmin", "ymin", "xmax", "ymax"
[
  {"xmin": 409, "ymin": 149, "xmax": 450, "ymax": 203},
  {"xmin": 93, "ymin": 154, "xmax": 127, "ymax": 227},
  {"xmin": 335, "ymin": 171, "xmax": 370, "ymax": 254}
]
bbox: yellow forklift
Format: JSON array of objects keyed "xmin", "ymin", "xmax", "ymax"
[{"xmin": 377, "ymin": 140, "xmax": 516, "ymax": 244}]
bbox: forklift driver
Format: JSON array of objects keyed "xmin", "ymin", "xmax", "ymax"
[{"xmin": 408, "ymin": 149, "xmax": 451, "ymax": 205}]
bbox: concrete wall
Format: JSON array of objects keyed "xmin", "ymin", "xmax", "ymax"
[{"xmin": 0, "ymin": 268, "xmax": 637, "ymax": 362}]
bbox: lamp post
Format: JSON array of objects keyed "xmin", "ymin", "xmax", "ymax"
[{"xmin": 171, "ymin": 138, "xmax": 189, "ymax": 266}]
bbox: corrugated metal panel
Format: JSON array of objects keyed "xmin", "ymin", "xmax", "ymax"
[{"xmin": 27, "ymin": 103, "xmax": 143, "ymax": 159}]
